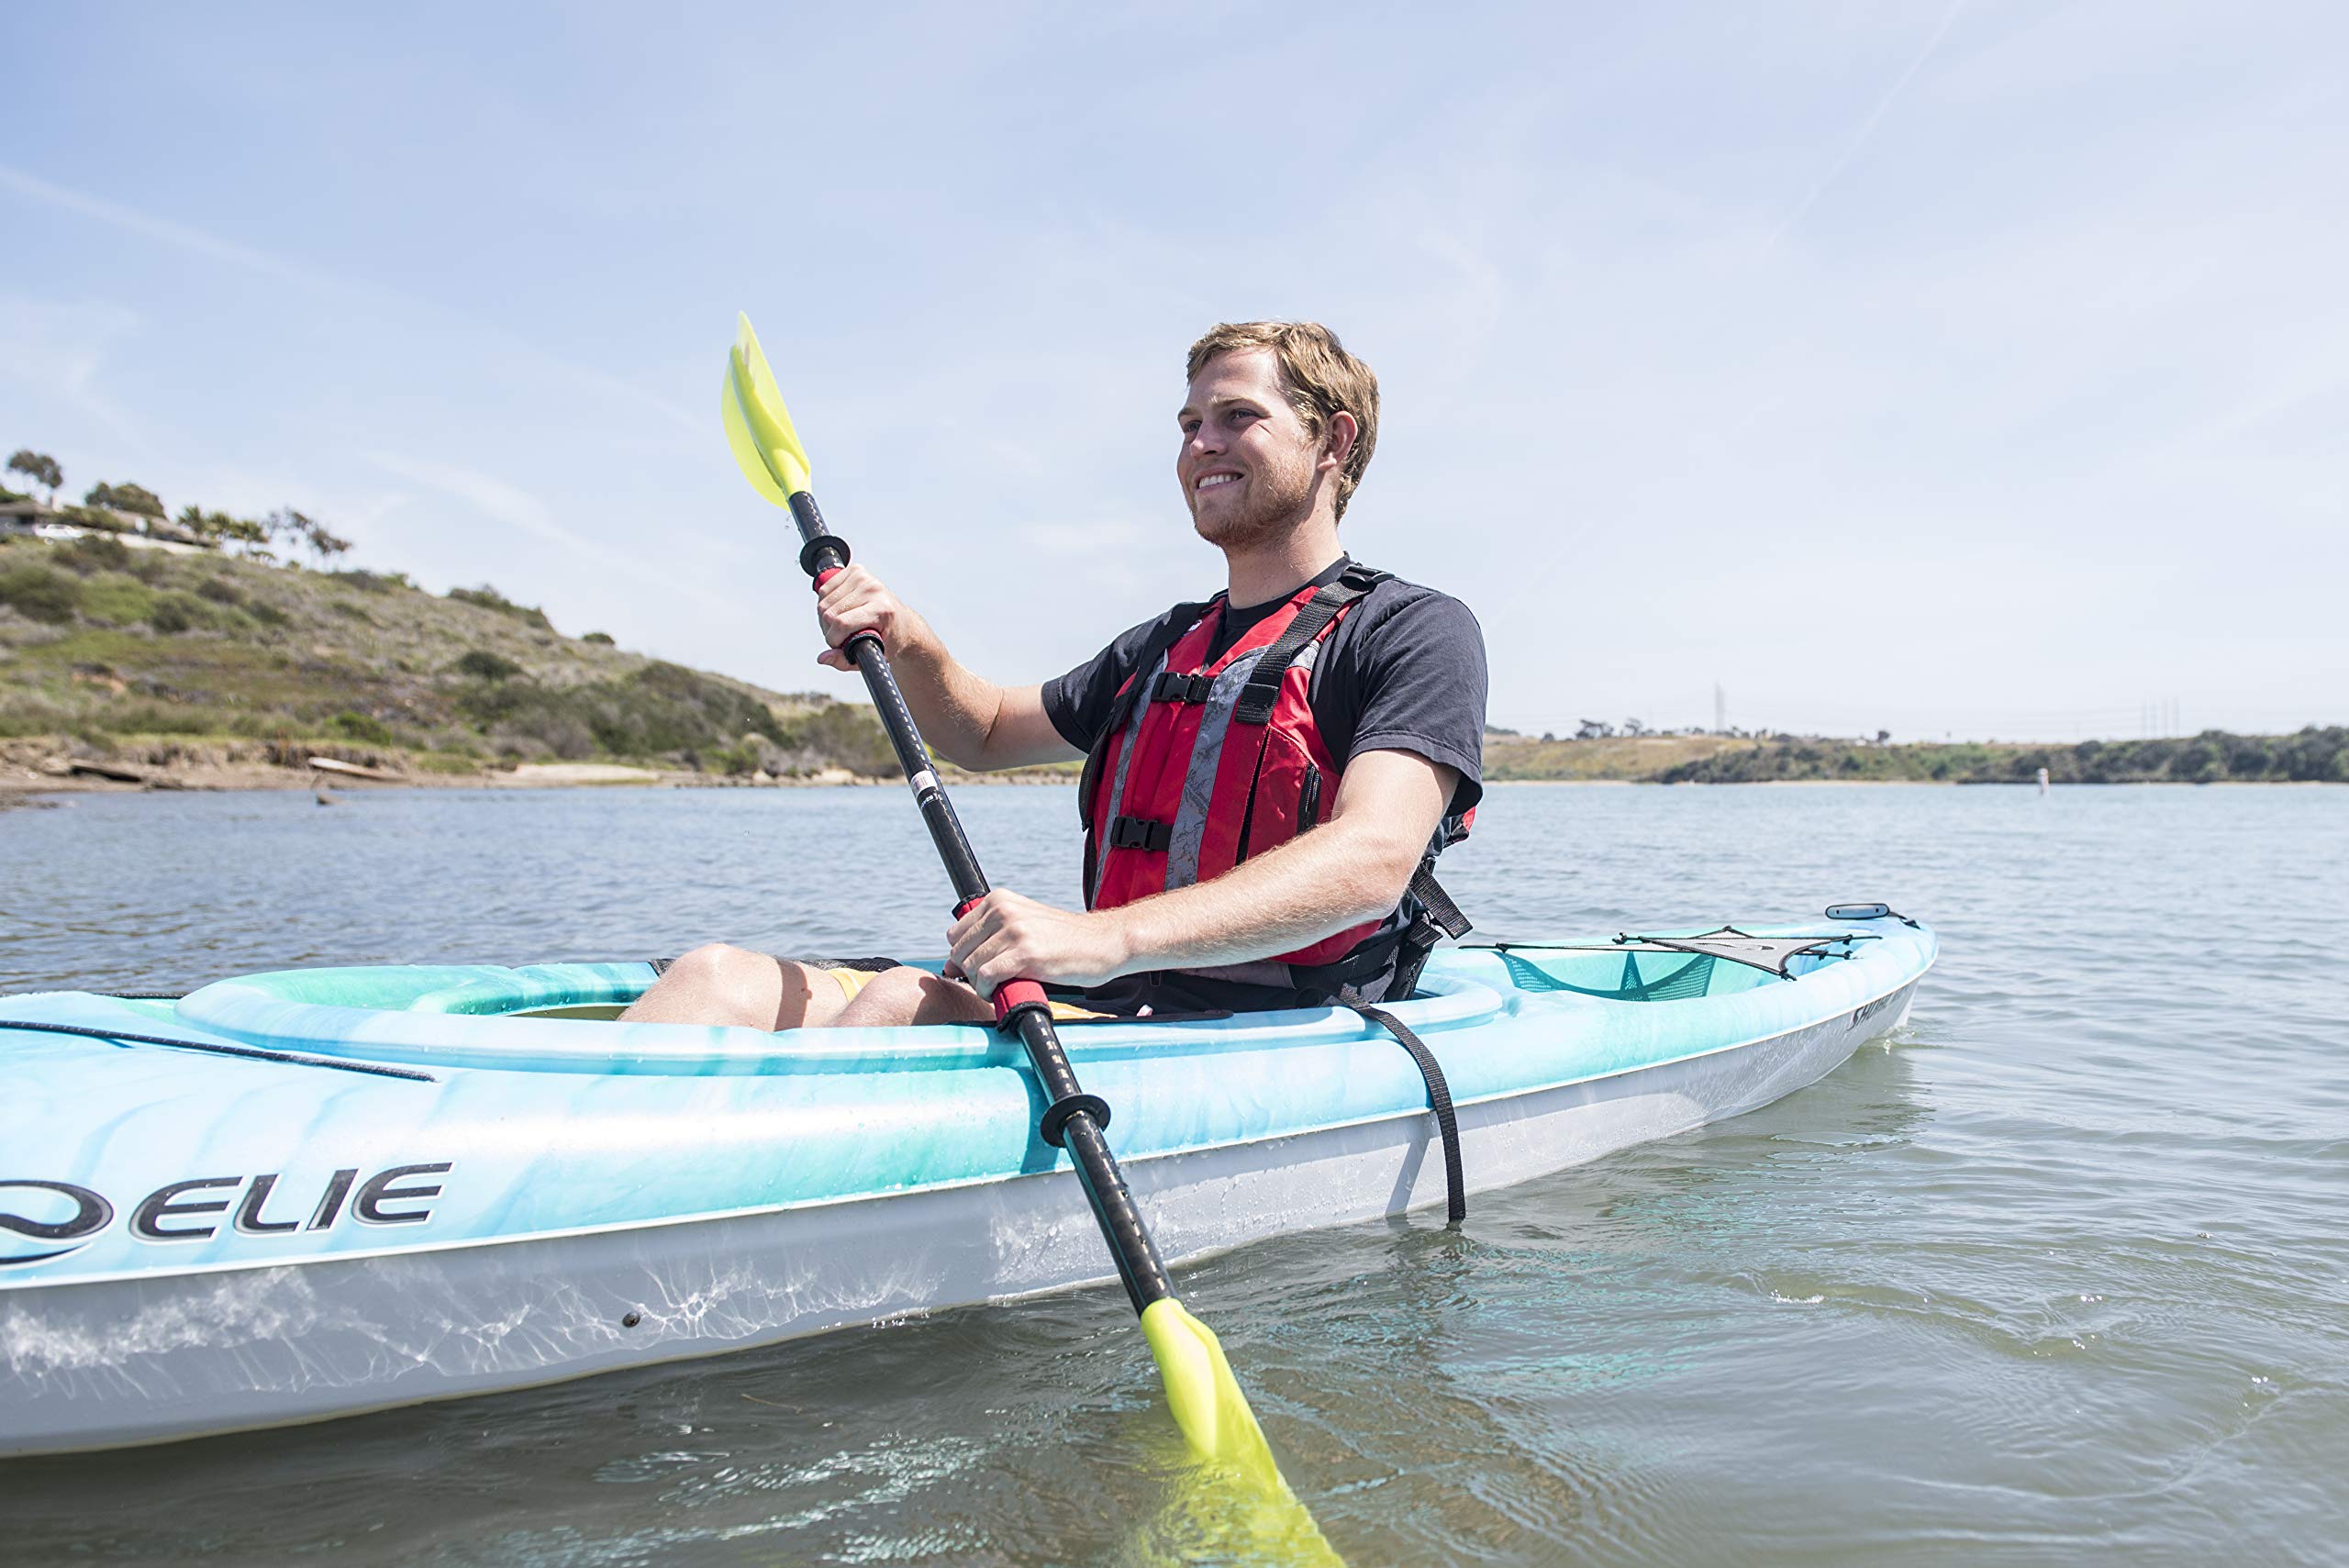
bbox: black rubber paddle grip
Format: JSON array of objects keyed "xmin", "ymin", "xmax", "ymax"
[
  {"xmin": 799, "ymin": 534, "xmax": 852, "ymax": 578},
  {"xmin": 1039, "ymin": 1092, "xmax": 1112, "ymax": 1148}
]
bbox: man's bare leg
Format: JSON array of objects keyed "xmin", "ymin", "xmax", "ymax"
[
  {"xmin": 618, "ymin": 944, "xmax": 854, "ymax": 1029},
  {"xmin": 618, "ymin": 943, "xmax": 996, "ymax": 1029},
  {"xmin": 831, "ymin": 964, "xmax": 994, "ymax": 1027}
]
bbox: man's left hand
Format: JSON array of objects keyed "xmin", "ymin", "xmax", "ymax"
[{"xmin": 946, "ymin": 890, "xmax": 1130, "ymax": 996}]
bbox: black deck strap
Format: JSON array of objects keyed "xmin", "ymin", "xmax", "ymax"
[
  {"xmin": 1616, "ymin": 927, "xmax": 1851, "ymax": 981},
  {"xmin": 1039, "ymin": 1091, "xmax": 1112, "ymax": 1148},
  {"xmin": 1233, "ymin": 567, "xmax": 1387, "ymax": 725},
  {"xmin": 95, "ymin": 990, "xmax": 187, "ymax": 1000},
  {"xmin": 0, "ymin": 1018, "xmax": 437, "ymax": 1083},
  {"xmin": 648, "ymin": 956, "xmax": 674, "ymax": 975},
  {"xmin": 1342, "ymin": 998, "xmax": 1465, "ymax": 1224},
  {"xmin": 1108, "ymin": 815, "xmax": 1172, "ymax": 852}
]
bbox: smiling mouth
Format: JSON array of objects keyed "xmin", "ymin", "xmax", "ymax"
[{"xmin": 1194, "ymin": 473, "xmax": 1240, "ymax": 492}]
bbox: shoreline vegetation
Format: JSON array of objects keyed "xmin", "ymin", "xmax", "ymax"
[
  {"xmin": 1481, "ymin": 727, "xmax": 2348, "ymax": 785},
  {"xmin": 2, "ymin": 527, "xmax": 2340, "ymax": 800}
]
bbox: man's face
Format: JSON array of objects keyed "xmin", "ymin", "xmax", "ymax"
[{"xmin": 1176, "ymin": 348, "xmax": 1321, "ymax": 550}]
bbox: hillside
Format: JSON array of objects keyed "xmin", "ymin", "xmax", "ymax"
[
  {"xmin": 0, "ymin": 533, "xmax": 897, "ymax": 781},
  {"xmin": 1485, "ymin": 728, "xmax": 2349, "ymax": 784}
]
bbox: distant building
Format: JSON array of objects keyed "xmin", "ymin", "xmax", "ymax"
[
  {"xmin": 0, "ymin": 496, "xmax": 58, "ymax": 537},
  {"xmin": 0, "ymin": 498, "xmax": 217, "ymax": 553}
]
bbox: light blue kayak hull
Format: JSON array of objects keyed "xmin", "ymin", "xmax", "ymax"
[{"xmin": 0, "ymin": 920, "xmax": 1933, "ymax": 1455}]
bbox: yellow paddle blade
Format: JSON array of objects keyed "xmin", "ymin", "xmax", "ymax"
[
  {"xmin": 720, "ymin": 311, "xmax": 812, "ymax": 504},
  {"xmin": 1140, "ymin": 1297, "xmax": 1343, "ymax": 1562},
  {"xmin": 1141, "ymin": 1296, "xmax": 1283, "ymax": 1487}
]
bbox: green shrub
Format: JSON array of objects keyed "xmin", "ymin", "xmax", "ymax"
[
  {"xmin": 0, "ymin": 563, "xmax": 79, "ymax": 623},
  {"xmin": 55, "ymin": 534, "xmax": 132, "ymax": 575},
  {"xmin": 195, "ymin": 576, "xmax": 245, "ymax": 606},
  {"xmin": 78, "ymin": 574, "xmax": 159, "ymax": 627},
  {"xmin": 772, "ymin": 702, "xmax": 898, "ymax": 776},
  {"xmin": 448, "ymin": 584, "xmax": 554, "ymax": 631},
  {"xmin": 146, "ymin": 590, "xmax": 221, "ymax": 634},
  {"xmin": 581, "ymin": 630, "xmax": 615, "ymax": 645},
  {"xmin": 84, "ymin": 701, "xmax": 218, "ymax": 737},
  {"xmin": 453, "ymin": 649, "xmax": 523, "ymax": 681},
  {"xmin": 329, "ymin": 569, "xmax": 410, "ymax": 594},
  {"xmin": 0, "ymin": 692, "xmax": 73, "ymax": 737},
  {"xmin": 330, "ymin": 711, "xmax": 395, "ymax": 745},
  {"xmin": 329, "ymin": 598, "xmax": 373, "ymax": 621}
]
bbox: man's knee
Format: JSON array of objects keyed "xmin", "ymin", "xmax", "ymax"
[
  {"xmin": 836, "ymin": 966, "xmax": 989, "ymax": 1027},
  {"xmin": 654, "ymin": 943, "xmax": 816, "ymax": 1027},
  {"xmin": 666, "ymin": 942, "xmax": 764, "ymax": 995}
]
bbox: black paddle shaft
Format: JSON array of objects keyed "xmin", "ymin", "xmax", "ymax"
[{"xmin": 787, "ymin": 490, "xmax": 1174, "ymax": 1316}]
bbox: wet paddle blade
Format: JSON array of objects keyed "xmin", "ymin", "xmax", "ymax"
[
  {"xmin": 721, "ymin": 312, "xmax": 812, "ymax": 504},
  {"xmin": 1141, "ymin": 1298, "xmax": 1342, "ymax": 1560},
  {"xmin": 1141, "ymin": 1297, "xmax": 1282, "ymax": 1487}
]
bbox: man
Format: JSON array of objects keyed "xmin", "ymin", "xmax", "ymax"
[{"xmin": 623, "ymin": 320, "xmax": 1486, "ymax": 1029}]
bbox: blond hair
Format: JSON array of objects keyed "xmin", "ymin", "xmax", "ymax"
[{"xmin": 1186, "ymin": 321, "xmax": 1379, "ymax": 519}]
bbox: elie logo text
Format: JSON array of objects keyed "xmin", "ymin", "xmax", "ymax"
[{"xmin": 0, "ymin": 1163, "xmax": 453, "ymax": 1267}]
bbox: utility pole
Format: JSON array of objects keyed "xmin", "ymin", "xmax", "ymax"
[{"xmin": 1714, "ymin": 682, "xmax": 1727, "ymax": 736}]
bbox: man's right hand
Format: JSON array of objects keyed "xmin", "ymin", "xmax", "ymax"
[{"xmin": 815, "ymin": 564, "xmax": 934, "ymax": 671}]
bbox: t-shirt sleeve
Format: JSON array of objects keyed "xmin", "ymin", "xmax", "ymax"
[
  {"xmin": 1041, "ymin": 608, "xmax": 1188, "ymax": 753},
  {"xmin": 1343, "ymin": 589, "xmax": 1489, "ymax": 817}
]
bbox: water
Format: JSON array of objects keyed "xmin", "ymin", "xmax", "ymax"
[{"xmin": 3, "ymin": 783, "xmax": 2343, "ymax": 1565}]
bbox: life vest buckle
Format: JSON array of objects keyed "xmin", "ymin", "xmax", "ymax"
[
  {"xmin": 1150, "ymin": 671, "xmax": 1215, "ymax": 705},
  {"xmin": 1108, "ymin": 815, "xmax": 1172, "ymax": 852}
]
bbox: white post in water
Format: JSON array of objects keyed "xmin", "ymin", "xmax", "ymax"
[{"xmin": 2038, "ymin": 766, "xmax": 2051, "ymax": 795}]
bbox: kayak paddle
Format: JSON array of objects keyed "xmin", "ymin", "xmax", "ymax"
[{"xmin": 719, "ymin": 313, "xmax": 1298, "ymax": 1496}]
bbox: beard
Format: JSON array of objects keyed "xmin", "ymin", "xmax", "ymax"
[{"xmin": 1187, "ymin": 443, "xmax": 1318, "ymax": 551}]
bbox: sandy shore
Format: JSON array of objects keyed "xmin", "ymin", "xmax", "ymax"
[{"xmin": 0, "ymin": 737, "xmax": 1085, "ymax": 803}]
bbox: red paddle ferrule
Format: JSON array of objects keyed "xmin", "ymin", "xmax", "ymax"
[
  {"xmin": 992, "ymin": 978, "xmax": 1049, "ymax": 1024},
  {"xmin": 812, "ymin": 566, "xmax": 843, "ymax": 589}
]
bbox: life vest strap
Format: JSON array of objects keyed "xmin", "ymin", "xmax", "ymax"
[
  {"xmin": 1233, "ymin": 564, "xmax": 1389, "ymax": 726},
  {"xmin": 1108, "ymin": 815, "xmax": 1172, "ymax": 852}
]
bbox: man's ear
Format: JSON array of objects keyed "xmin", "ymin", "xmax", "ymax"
[{"xmin": 1320, "ymin": 410, "xmax": 1358, "ymax": 473}]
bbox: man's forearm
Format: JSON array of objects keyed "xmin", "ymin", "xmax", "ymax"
[
  {"xmin": 1106, "ymin": 818, "xmax": 1419, "ymax": 973},
  {"xmin": 874, "ymin": 630, "xmax": 1009, "ymax": 770}
]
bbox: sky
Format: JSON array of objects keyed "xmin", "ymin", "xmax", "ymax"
[{"xmin": 5, "ymin": 1, "xmax": 2343, "ymax": 743}]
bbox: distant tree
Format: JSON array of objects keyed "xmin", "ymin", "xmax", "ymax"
[
  {"xmin": 180, "ymin": 505, "xmax": 273, "ymax": 557},
  {"xmin": 85, "ymin": 480, "xmax": 165, "ymax": 518},
  {"xmin": 264, "ymin": 507, "xmax": 352, "ymax": 566},
  {"xmin": 1622, "ymin": 717, "xmax": 1649, "ymax": 737},
  {"xmin": 7, "ymin": 449, "xmax": 61, "ymax": 504},
  {"xmin": 1575, "ymin": 718, "xmax": 1614, "ymax": 740},
  {"xmin": 1876, "ymin": 728, "xmax": 1892, "ymax": 746}
]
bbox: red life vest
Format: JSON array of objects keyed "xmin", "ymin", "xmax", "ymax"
[{"xmin": 1077, "ymin": 563, "xmax": 1471, "ymax": 1000}]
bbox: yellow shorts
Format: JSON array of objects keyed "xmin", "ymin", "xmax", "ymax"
[{"xmin": 820, "ymin": 964, "xmax": 1108, "ymax": 1020}]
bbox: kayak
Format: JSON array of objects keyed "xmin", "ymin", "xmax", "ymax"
[{"xmin": 0, "ymin": 912, "xmax": 1932, "ymax": 1457}]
